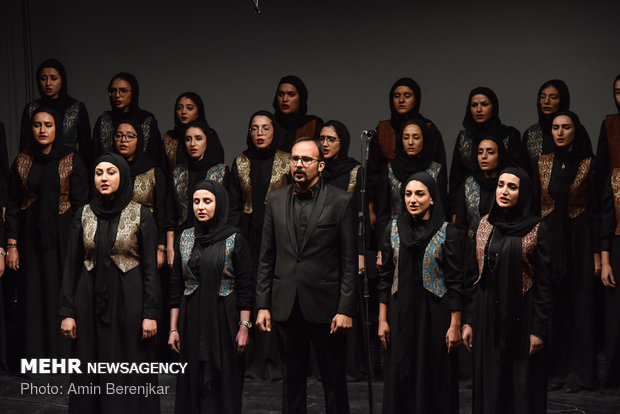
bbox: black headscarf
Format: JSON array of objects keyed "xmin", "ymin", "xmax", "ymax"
[
  {"xmin": 321, "ymin": 120, "xmax": 360, "ymax": 181},
  {"xmin": 388, "ymin": 77, "xmax": 428, "ymax": 134},
  {"xmin": 243, "ymin": 110, "xmax": 280, "ymax": 160},
  {"xmin": 113, "ymin": 119, "xmax": 153, "ymax": 178},
  {"xmin": 171, "ymin": 91, "xmax": 208, "ymax": 140},
  {"xmin": 613, "ymin": 73, "xmax": 620, "ymax": 114},
  {"xmin": 187, "ymin": 180, "xmax": 237, "ymax": 392},
  {"xmin": 535, "ymin": 79, "xmax": 571, "ymax": 153},
  {"xmin": 35, "ymin": 59, "xmax": 75, "ymax": 111},
  {"xmin": 390, "ymin": 118, "xmax": 435, "ymax": 183},
  {"xmin": 471, "ymin": 136, "xmax": 513, "ymax": 216},
  {"xmin": 393, "ymin": 171, "xmax": 446, "ymax": 377},
  {"xmin": 546, "ymin": 111, "xmax": 593, "ymax": 281},
  {"xmin": 462, "ymin": 87, "xmax": 511, "ymax": 140},
  {"xmin": 486, "ymin": 166, "xmax": 540, "ymax": 361},
  {"xmin": 90, "ymin": 153, "xmax": 134, "ymax": 324},
  {"xmin": 29, "ymin": 107, "xmax": 74, "ymax": 249}
]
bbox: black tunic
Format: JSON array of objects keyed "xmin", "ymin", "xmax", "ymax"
[
  {"xmin": 378, "ymin": 222, "xmax": 463, "ymax": 414},
  {"xmin": 5, "ymin": 152, "xmax": 89, "ymax": 360},
  {"xmin": 59, "ymin": 204, "xmax": 161, "ymax": 414},
  {"xmin": 169, "ymin": 233, "xmax": 254, "ymax": 414}
]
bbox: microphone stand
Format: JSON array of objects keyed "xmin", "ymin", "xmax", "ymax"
[{"xmin": 358, "ymin": 129, "xmax": 375, "ymax": 414}]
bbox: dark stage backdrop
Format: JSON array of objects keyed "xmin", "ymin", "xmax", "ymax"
[{"xmin": 2, "ymin": 0, "xmax": 620, "ymax": 165}]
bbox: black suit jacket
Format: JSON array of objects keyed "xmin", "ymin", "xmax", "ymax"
[{"xmin": 256, "ymin": 180, "xmax": 358, "ymax": 324}]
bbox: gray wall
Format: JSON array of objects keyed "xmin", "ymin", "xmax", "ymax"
[{"xmin": 2, "ymin": 0, "xmax": 620, "ymax": 166}]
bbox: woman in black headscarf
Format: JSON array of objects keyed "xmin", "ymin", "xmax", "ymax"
[
  {"xmin": 169, "ymin": 120, "xmax": 229, "ymax": 235},
  {"xmin": 19, "ymin": 59, "xmax": 92, "ymax": 164},
  {"xmin": 60, "ymin": 153, "xmax": 161, "ymax": 414},
  {"xmin": 5, "ymin": 107, "xmax": 89, "ymax": 362},
  {"xmin": 594, "ymin": 74, "xmax": 620, "ymax": 194},
  {"xmin": 449, "ymin": 87, "xmax": 522, "ymax": 215},
  {"xmin": 92, "ymin": 72, "xmax": 164, "ymax": 168},
  {"xmin": 521, "ymin": 79, "xmax": 590, "ymax": 173},
  {"xmin": 168, "ymin": 180, "xmax": 253, "ymax": 414},
  {"xmin": 228, "ymin": 111, "xmax": 289, "ymax": 380},
  {"xmin": 462, "ymin": 166, "xmax": 552, "ymax": 414},
  {"xmin": 367, "ymin": 77, "xmax": 447, "ymax": 231},
  {"xmin": 533, "ymin": 110, "xmax": 599, "ymax": 393},
  {"xmin": 455, "ymin": 135, "xmax": 513, "ymax": 244},
  {"xmin": 272, "ymin": 75, "xmax": 323, "ymax": 152},
  {"xmin": 375, "ymin": 118, "xmax": 447, "ymax": 240},
  {"xmin": 378, "ymin": 171, "xmax": 464, "ymax": 414},
  {"xmin": 162, "ymin": 92, "xmax": 224, "ymax": 173},
  {"xmin": 113, "ymin": 119, "xmax": 169, "ymax": 266}
]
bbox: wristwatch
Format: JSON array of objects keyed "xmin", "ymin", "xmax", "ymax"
[
  {"xmin": 0, "ymin": 249, "xmax": 5, "ymax": 257},
  {"xmin": 239, "ymin": 320, "xmax": 252, "ymax": 329}
]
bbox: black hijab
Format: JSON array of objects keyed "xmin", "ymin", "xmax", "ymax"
[
  {"xmin": 486, "ymin": 166, "xmax": 540, "ymax": 361},
  {"xmin": 472, "ymin": 136, "xmax": 513, "ymax": 192},
  {"xmin": 321, "ymin": 120, "xmax": 360, "ymax": 181},
  {"xmin": 171, "ymin": 91, "xmax": 208, "ymax": 140},
  {"xmin": 613, "ymin": 73, "xmax": 620, "ymax": 114},
  {"xmin": 394, "ymin": 171, "xmax": 446, "ymax": 376},
  {"xmin": 113, "ymin": 119, "xmax": 153, "ymax": 178},
  {"xmin": 36, "ymin": 58, "xmax": 74, "ymax": 111},
  {"xmin": 29, "ymin": 107, "xmax": 74, "ymax": 249},
  {"xmin": 388, "ymin": 77, "xmax": 428, "ymax": 134},
  {"xmin": 390, "ymin": 118, "xmax": 435, "ymax": 183},
  {"xmin": 462, "ymin": 87, "xmax": 510, "ymax": 140},
  {"xmin": 272, "ymin": 76, "xmax": 319, "ymax": 150},
  {"xmin": 547, "ymin": 111, "xmax": 592, "ymax": 281},
  {"xmin": 107, "ymin": 72, "xmax": 153, "ymax": 126},
  {"xmin": 90, "ymin": 153, "xmax": 134, "ymax": 324},
  {"xmin": 187, "ymin": 180, "xmax": 237, "ymax": 392},
  {"xmin": 536, "ymin": 79, "xmax": 571, "ymax": 153},
  {"xmin": 243, "ymin": 110, "xmax": 280, "ymax": 160}
]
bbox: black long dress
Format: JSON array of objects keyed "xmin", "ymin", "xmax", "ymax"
[
  {"xmin": 228, "ymin": 111, "xmax": 290, "ymax": 381},
  {"xmin": 367, "ymin": 78, "xmax": 447, "ymax": 211},
  {"xmin": 19, "ymin": 59, "xmax": 92, "ymax": 163},
  {"xmin": 6, "ymin": 129, "xmax": 89, "ymax": 362},
  {"xmin": 593, "ymin": 73, "xmax": 620, "ymax": 195},
  {"xmin": 532, "ymin": 112, "xmax": 599, "ymax": 389},
  {"xmin": 272, "ymin": 75, "xmax": 323, "ymax": 152},
  {"xmin": 0, "ymin": 122, "xmax": 8, "ymax": 372},
  {"xmin": 599, "ymin": 169, "xmax": 620, "ymax": 390},
  {"xmin": 465, "ymin": 174, "xmax": 552, "ymax": 414},
  {"xmin": 378, "ymin": 172, "xmax": 463, "ymax": 414},
  {"xmin": 449, "ymin": 87, "xmax": 522, "ymax": 214},
  {"xmin": 169, "ymin": 180, "xmax": 254, "ymax": 414}
]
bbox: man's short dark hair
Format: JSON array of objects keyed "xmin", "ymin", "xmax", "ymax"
[{"xmin": 293, "ymin": 136, "xmax": 324, "ymax": 160}]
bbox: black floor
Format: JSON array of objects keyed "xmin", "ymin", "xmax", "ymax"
[{"xmin": 1, "ymin": 372, "xmax": 619, "ymax": 413}]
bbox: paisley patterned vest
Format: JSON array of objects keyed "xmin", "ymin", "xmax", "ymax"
[
  {"xmin": 172, "ymin": 163, "xmax": 227, "ymax": 224},
  {"xmin": 234, "ymin": 151, "xmax": 290, "ymax": 214},
  {"xmin": 538, "ymin": 153, "xmax": 591, "ymax": 219}
]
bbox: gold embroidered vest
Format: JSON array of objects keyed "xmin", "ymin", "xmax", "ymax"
[
  {"xmin": 611, "ymin": 168, "xmax": 620, "ymax": 235},
  {"xmin": 346, "ymin": 165, "xmax": 361, "ymax": 194},
  {"xmin": 81, "ymin": 201, "xmax": 142, "ymax": 273},
  {"xmin": 475, "ymin": 215, "xmax": 539, "ymax": 294},
  {"xmin": 163, "ymin": 132, "xmax": 178, "ymax": 170},
  {"xmin": 235, "ymin": 151, "xmax": 290, "ymax": 214},
  {"xmin": 16, "ymin": 151, "xmax": 74, "ymax": 213},
  {"xmin": 538, "ymin": 153, "xmax": 591, "ymax": 218},
  {"xmin": 133, "ymin": 169, "xmax": 156, "ymax": 212}
]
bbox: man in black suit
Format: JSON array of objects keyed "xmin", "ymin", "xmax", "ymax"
[{"xmin": 256, "ymin": 137, "xmax": 357, "ymax": 414}]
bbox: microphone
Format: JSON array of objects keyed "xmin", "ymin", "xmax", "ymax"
[{"xmin": 362, "ymin": 129, "xmax": 377, "ymax": 137}]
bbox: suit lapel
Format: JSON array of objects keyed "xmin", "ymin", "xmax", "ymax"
[
  {"xmin": 285, "ymin": 186, "xmax": 298, "ymax": 254},
  {"xmin": 300, "ymin": 181, "xmax": 327, "ymax": 252}
]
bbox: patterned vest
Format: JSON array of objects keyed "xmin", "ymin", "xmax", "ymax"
[
  {"xmin": 464, "ymin": 176, "xmax": 481, "ymax": 240},
  {"xmin": 100, "ymin": 113, "xmax": 153, "ymax": 153},
  {"xmin": 388, "ymin": 161, "xmax": 441, "ymax": 219},
  {"xmin": 389, "ymin": 219, "xmax": 448, "ymax": 297},
  {"xmin": 611, "ymin": 168, "xmax": 620, "ymax": 235},
  {"xmin": 606, "ymin": 114, "xmax": 620, "ymax": 170},
  {"xmin": 133, "ymin": 168, "xmax": 156, "ymax": 212},
  {"xmin": 81, "ymin": 201, "xmax": 142, "ymax": 273},
  {"xmin": 474, "ymin": 215, "xmax": 539, "ymax": 294},
  {"xmin": 538, "ymin": 153, "xmax": 591, "ymax": 218},
  {"xmin": 346, "ymin": 165, "xmax": 361, "ymax": 194},
  {"xmin": 178, "ymin": 228, "xmax": 236, "ymax": 296},
  {"xmin": 234, "ymin": 151, "xmax": 290, "ymax": 214},
  {"xmin": 15, "ymin": 151, "xmax": 74, "ymax": 213},
  {"xmin": 172, "ymin": 163, "xmax": 227, "ymax": 224},
  {"xmin": 525, "ymin": 124, "xmax": 544, "ymax": 162}
]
